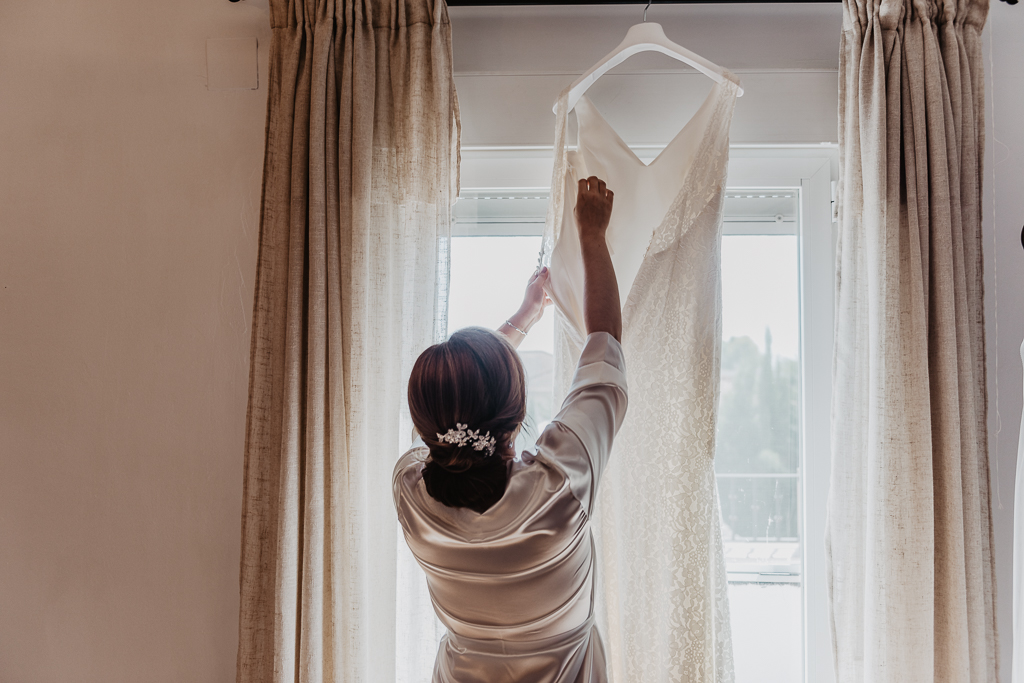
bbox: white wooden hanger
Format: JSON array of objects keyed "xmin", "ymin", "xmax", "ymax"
[{"xmin": 554, "ymin": 4, "xmax": 743, "ymax": 114}]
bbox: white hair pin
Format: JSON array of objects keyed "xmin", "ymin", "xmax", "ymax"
[{"xmin": 436, "ymin": 423, "xmax": 497, "ymax": 456}]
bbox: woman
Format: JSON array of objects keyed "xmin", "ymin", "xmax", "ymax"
[{"xmin": 393, "ymin": 177, "xmax": 625, "ymax": 683}]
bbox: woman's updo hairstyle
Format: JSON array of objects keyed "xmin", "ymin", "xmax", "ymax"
[{"xmin": 408, "ymin": 327, "xmax": 527, "ymax": 513}]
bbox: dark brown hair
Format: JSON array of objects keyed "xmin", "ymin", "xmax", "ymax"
[{"xmin": 407, "ymin": 327, "xmax": 527, "ymax": 513}]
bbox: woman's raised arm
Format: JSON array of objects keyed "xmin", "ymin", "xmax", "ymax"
[{"xmin": 574, "ymin": 176, "xmax": 621, "ymax": 342}]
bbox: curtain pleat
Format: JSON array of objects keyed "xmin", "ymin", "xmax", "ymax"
[
  {"xmin": 828, "ymin": 0, "xmax": 996, "ymax": 680},
  {"xmin": 236, "ymin": 0, "xmax": 459, "ymax": 680}
]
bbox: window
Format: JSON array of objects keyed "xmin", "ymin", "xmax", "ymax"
[
  {"xmin": 717, "ymin": 193, "xmax": 802, "ymax": 683},
  {"xmin": 451, "ymin": 147, "xmax": 836, "ymax": 683}
]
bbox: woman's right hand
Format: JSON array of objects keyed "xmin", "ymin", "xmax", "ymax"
[
  {"xmin": 573, "ymin": 176, "xmax": 614, "ymax": 243},
  {"xmin": 573, "ymin": 176, "xmax": 622, "ymax": 342}
]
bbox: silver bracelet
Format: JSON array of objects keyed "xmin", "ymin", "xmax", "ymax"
[{"xmin": 503, "ymin": 319, "xmax": 528, "ymax": 335}]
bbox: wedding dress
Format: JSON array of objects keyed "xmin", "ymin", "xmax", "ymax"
[{"xmin": 542, "ymin": 78, "xmax": 739, "ymax": 682}]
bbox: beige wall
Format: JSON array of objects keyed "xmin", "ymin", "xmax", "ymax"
[
  {"xmin": 0, "ymin": 1, "xmax": 269, "ymax": 680},
  {"xmin": 0, "ymin": 0, "xmax": 1019, "ymax": 681}
]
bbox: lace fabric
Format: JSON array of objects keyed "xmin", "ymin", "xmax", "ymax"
[{"xmin": 543, "ymin": 80, "xmax": 738, "ymax": 683}]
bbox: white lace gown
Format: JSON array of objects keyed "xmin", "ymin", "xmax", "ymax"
[{"xmin": 542, "ymin": 79, "xmax": 739, "ymax": 683}]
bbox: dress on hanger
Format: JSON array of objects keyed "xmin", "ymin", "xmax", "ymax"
[{"xmin": 542, "ymin": 78, "xmax": 738, "ymax": 682}]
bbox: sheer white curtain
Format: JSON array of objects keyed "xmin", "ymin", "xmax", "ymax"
[
  {"xmin": 235, "ymin": 0, "xmax": 458, "ymax": 680},
  {"xmin": 828, "ymin": 0, "xmax": 996, "ymax": 680}
]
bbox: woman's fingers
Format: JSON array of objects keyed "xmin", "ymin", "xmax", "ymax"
[
  {"xmin": 577, "ymin": 176, "xmax": 601, "ymax": 194},
  {"xmin": 526, "ymin": 267, "xmax": 550, "ymax": 303},
  {"xmin": 577, "ymin": 176, "xmax": 612, "ymax": 199}
]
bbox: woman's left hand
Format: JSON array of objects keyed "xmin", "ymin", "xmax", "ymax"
[
  {"xmin": 518, "ymin": 266, "xmax": 552, "ymax": 329},
  {"xmin": 500, "ymin": 267, "xmax": 552, "ymax": 344}
]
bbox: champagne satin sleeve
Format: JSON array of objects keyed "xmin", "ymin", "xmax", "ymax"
[{"xmin": 534, "ymin": 331, "xmax": 628, "ymax": 515}]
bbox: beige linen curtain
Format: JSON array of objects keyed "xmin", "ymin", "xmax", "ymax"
[
  {"xmin": 828, "ymin": 0, "xmax": 996, "ymax": 680},
  {"xmin": 235, "ymin": 0, "xmax": 459, "ymax": 680}
]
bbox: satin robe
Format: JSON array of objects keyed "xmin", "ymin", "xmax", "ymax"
[{"xmin": 394, "ymin": 332, "xmax": 628, "ymax": 683}]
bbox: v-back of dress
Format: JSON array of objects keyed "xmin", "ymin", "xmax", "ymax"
[{"xmin": 543, "ymin": 78, "xmax": 739, "ymax": 683}]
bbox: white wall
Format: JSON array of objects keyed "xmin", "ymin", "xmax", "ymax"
[
  {"xmin": 0, "ymin": 1, "xmax": 269, "ymax": 681},
  {"xmin": 984, "ymin": 5, "xmax": 1024, "ymax": 679},
  {"xmin": 451, "ymin": 3, "xmax": 842, "ymax": 146}
]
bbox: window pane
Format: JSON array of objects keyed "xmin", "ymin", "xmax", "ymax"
[
  {"xmin": 717, "ymin": 229, "xmax": 802, "ymax": 683},
  {"xmin": 717, "ymin": 235, "xmax": 800, "ymax": 541}
]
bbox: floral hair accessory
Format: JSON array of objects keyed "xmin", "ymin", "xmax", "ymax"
[{"xmin": 436, "ymin": 423, "xmax": 497, "ymax": 457}]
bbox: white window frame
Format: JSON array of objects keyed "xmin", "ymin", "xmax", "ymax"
[{"xmin": 456, "ymin": 145, "xmax": 837, "ymax": 683}]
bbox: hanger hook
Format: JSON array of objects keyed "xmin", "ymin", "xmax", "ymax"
[{"xmin": 643, "ymin": 0, "xmax": 652, "ymax": 21}]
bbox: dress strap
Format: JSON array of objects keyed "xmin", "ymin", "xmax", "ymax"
[{"xmin": 645, "ymin": 79, "xmax": 739, "ymax": 256}]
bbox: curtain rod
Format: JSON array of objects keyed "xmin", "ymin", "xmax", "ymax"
[
  {"xmin": 226, "ymin": 0, "xmax": 1015, "ymax": 8},
  {"xmin": 227, "ymin": 0, "xmax": 1015, "ymax": 7},
  {"xmin": 446, "ymin": 0, "xmax": 841, "ymax": 4}
]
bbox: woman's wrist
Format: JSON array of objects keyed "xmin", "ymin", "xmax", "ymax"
[
  {"xmin": 498, "ymin": 316, "xmax": 529, "ymax": 349},
  {"xmin": 505, "ymin": 310, "xmax": 533, "ymax": 335},
  {"xmin": 579, "ymin": 232, "xmax": 609, "ymax": 253}
]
